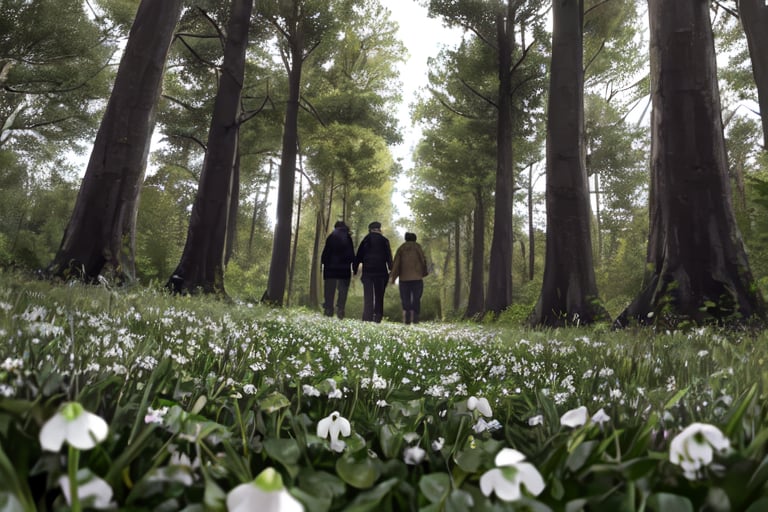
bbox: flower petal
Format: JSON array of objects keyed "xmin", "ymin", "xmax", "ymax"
[
  {"xmin": 495, "ymin": 448, "xmax": 526, "ymax": 467},
  {"xmin": 317, "ymin": 416, "xmax": 331, "ymax": 439},
  {"xmin": 479, "ymin": 468, "xmax": 504, "ymax": 497},
  {"xmin": 66, "ymin": 412, "xmax": 108, "ymax": 450},
  {"xmin": 517, "ymin": 462, "xmax": 545, "ymax": 497},
  {"xmin": 40, "ymin": 413, "xmax": 67, "ymax": 452},
  {"xmin": 560, "ymin": 406, "xmax": 588, "ymax": 428}
]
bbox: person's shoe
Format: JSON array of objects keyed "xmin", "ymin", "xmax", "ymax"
[{"xmin": 336, "ymin": 309, "xmax": 345, "ymax": 320}]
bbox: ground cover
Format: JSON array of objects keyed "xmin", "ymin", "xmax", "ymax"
[{"xmin": 0, "ymin": 273, "xmax": 767, "ymax": 511}]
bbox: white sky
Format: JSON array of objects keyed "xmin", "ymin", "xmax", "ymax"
[{"xmin": 379, "ymin": 1, "xmax": 465, "ymax": 225}]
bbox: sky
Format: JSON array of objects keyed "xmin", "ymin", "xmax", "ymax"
[{"xmin": 378, "ymin": 1, "xmax": 464, "ymax": 226}]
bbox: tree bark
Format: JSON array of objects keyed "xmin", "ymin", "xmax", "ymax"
[
  {"xmin": 466, "ymin": 188, "xmax": 486, "ymax": 319},
  {"xmin": 168, "ymin": 0, "xmax": 254, "ymax": 295},
  {"xmin": 531, "ymin": 0, "xmax": 608, "ymax": 327},
  {"xmin": 263, "ymin": 16, "xmax": 304, "ymax": 306},
  {"xmin": 47, "ymin": 0, "xmax": 183, "ymax": 282},
  {"xmin": 453, "ymin": 221, "xmax": 461, "ymax": 314},
  {"xmin": 616, "ymin": 0, "xmax": 766, "ymax": 327},
  {"xmin": 738, "ymin": 0, "xmax": 768, "ymax": 149},
  {"xmin": 486, "ymin": 5, "xmax": 516, "ymax": 316}
]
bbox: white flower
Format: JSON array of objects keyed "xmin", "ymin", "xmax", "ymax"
[
  {"xmin": 404, "ymin": 445, "xmax": 426, "ymax": 465},
  {"xmin": 480, "ymin": 448, "xmax": 545, "ymax": 502},
  {"xmin": 376, "ymin": 399, "xmax": 389, "ymax": 407},
  {"xmin": 669, "ymin": 422, "xmax": 730, "ymax": 480},
  {"xmin": 327, "ymin": 388, "xmax": 343, "ymax": 399},
  {"xmin": 432, "ymin": 437, "xmax": 445, "ymax": 451},
  {"xmin": 591, "ymin": 408, "xmax": 611, "ymax": 425},
  {"xmin": 527, "ymin": 415, "xmax": 544, "ymax": 427},
  {"xmin": 227, "ymin": 468, "xmax": 303, "ymax": 512},
  {"xmin": 317, "ymin": 411, "xmax": 351, "ymax": 452},
  {"xmin": 243, "ymin": 384, "xmax": 257, "ymax": 395},
  {"xmin": 467, "ymin": 396, "xmax": 493, "ymax": 417},
  {"xmin": 40, "ymin": 402, "xmax": 109, "ymax": 451},
  {"xmin": 59, "ymin": 471, "xmax": 113, "ymax": 509},
  {"xmin": 302, "ymin": 384, "xmax": 321, "ymax": 397},
  {"xmin": 560, "ymin": 406, "xmax": 588, "ymax": 428},
  {"xmin": 144, "ymin": 406, "xmax": 169, "ymax": 425}
]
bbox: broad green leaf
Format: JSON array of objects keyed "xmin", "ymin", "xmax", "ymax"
[
  {"xmin": 445, "ymin": 489, "xmax": 475, "ymax": 512},
  {"xmin": 454, "ymin": 447, "xmax": 482, "ymax": 473},
  {"xmin": 647, "ymin": 493, "xmax": 694, "ymax": 512},
  {"xmin": 419, "ymin": 472, "xmax": 451, "ymax": 504},
  {"xmin": 724, "ymin": 383, "xmax": 757, "ymax": 438},
  {"xmin": 663, "ymin": 387, "xmax": 689, "ymax": 410},
  {"xmin": 298, "ymin": 469, "xmax": 346, "ymax": 500},
  {"xmin": 566, "ymin": 440, "xmax": 597, "ymax": 472},
  {"xmin": 747, "ymin": 454, "xmax": 768, "ymax": 493},
  {"xmin": 620, "ymin": 457, "xmax": 659, "ymax": 481},
  {"xmin": 336, "ymin": 453, "xmax": 381, "ymax": 489},
  {"xmin": 379, "ymin": 423, "xmax": 402, "ymax": 459},
  {"xmin": 263, "ymin": 437, "xmax": 301, "ymax": 468},
  {"xmin": 290, "ymin": 487, "xmax": 332, "ymax": 512},
  {"xmin": 259, "ymin": 392, "xmax": 291, "ymax": 413},
  {"xmin": 745, "ymin": 497, "xmax": 768, "ymax": 512},
  {"xmin": 343, "ymin": 478, "xmax": 398, "ymax": 512}
]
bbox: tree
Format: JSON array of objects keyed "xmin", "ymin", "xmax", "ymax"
[
  {"xmin": 530, "ymin": 0, "xmax": 608, "ymax": 327},
  {"xmin": 168, "ymin": 0, "xmax": 254, "ymax": 295},
  {"xmin": 46, "ymin": 0, "xmax": 183, "ymax": 281},
  {"xmin": 616, "ymin": 0, "xmax": 766, "ymax": 327},
  {"xmin": 260, "ymin": 0, "xmax": 335, "ymax": 306},
  {"xmin": 736, "ymin": 0, "xmax": 768, "ymax": 149}
]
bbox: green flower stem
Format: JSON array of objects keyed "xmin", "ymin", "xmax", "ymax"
[
  {"xmin": 68, "ymin": 445, "xmax": 81, "ymax": 512},
  {"xmin": 233, "ymin": 397, "xmax": 248, "ymax": 458}
]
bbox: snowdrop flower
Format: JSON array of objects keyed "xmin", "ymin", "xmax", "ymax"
[
  {"xmin": 480, "ymin": 448, "xmax": 545, "ymax": 502},
  {"xmin": 317, "ymin": 411, "xmax": 351, "ymax": 452},
  {"xmin": 59, "ymin": 472, "xmax": 113, "ymax": 509},
  {"xmin": 40, "ymin": 402, "xmax": 108, "ymax": 451},
  {"xmin": 144, "ymin": 406, "xmax": 169, "ymax": 425},
  {"xmin": 467, "ymin": 396, "xmax": 493, "ymax": 417},
  {"xmin": 404, "ymin": 445, "xmax": 426, "ymax": 465},
  {"xmin": 591, "ymin": 408, "xmax": 611, "ymax": 426},
  {"xmin": 473, "ymin": 418, "xmax": 503, "ymax": 434},
  {"xmin": 227, "ymin": 468, "xmax": 303, "ymax": 512},
  {"xmin": 560, "ymin": 406, "xmax": 588, "ymax": 428},
  {"xmin": 528, "ymin": 415, "xmax": 544, "ymax": 427},
  {"xmin": 243, "ymin": 384, "xmax": 257, "ymax": 395},
  {"xmin": 432, "ymin": 437, "xmax": 445, "ymax": 451},
  {"xmin": 669, "ymin": 422, "xmax": 730, "ymax": 480},
  {"xmin": 302, "ymin": 384, "xmax": 321, "ymax": 397}
]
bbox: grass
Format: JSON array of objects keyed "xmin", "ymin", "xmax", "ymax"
[{"xmin": 0, "ymin": 271, "xmax": 767, "ymax": 511}]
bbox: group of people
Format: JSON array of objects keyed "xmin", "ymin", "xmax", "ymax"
[{"xmin": 320, "ymin": 221, "xmax": 428, "ymax": 324}]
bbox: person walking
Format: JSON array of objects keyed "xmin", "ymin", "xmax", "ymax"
[
  {"xmin": 354, "ymin": 221, "xmax": 392, "ymax": 322},
  {"xmin": 320, "ymin": 221, "xmax": 355, "ymax": 319},
  {"xmin": 390, "ymin": 232, "xmax": 429, "ymax": 324}
]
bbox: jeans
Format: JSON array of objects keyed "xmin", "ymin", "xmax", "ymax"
[
  {"xmin": 323, "ymin": 278, "xmax": 350, "ymax": 319},
  {"xmin": 361, "ymin": 275, "xmax": 388, "ymax": 322}
]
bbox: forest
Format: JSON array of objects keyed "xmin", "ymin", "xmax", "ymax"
[{"xmin": 1, "ymin": 0, "xmax": 767, "ymax": 328}]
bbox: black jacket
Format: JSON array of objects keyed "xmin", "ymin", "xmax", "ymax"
[
  {"xmin": 321, "ymin": 227, "xmax": 355, "ymax": 279},
  {"xmin": 354, "ymin": 232, "xmax": 392, "ymax": 278}
]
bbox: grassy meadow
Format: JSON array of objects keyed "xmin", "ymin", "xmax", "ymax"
[{"xmin": 0, "ymin": 271, "xmax": 767, "ymax": 511}]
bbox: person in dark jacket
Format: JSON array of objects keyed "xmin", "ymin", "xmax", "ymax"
[
  {"xmin": 321, "ymin": 221, "xmax": 356, "ymax": 319},
  {"xmin": 390, "ymin": 232, "xmax": 429, "ymax": 324},
  {"xmin": 354, "ymin": 221, "xmax": 393, "ymax": 322}
]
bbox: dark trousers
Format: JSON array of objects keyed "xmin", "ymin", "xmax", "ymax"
[
  {"xmin": 361, "ymin": 275, "xmax": 388, "ymax": 322},
  {"xmin": 399, "ymin": 280, "xmax": 424, "ymax": 315},
  {"xmin": 323, "ymin": 278, "xmax": 350, "ymax": 319}
]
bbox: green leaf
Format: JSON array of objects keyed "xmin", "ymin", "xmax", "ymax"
[
  {"xmin": 454, "ymin": 447, "xmax": 482, "ymax": 473},
  {"xmin": 724, "ymin": 383, "xmax": 757, "ymax": 438},
  {"xmin": 745, "ymin": 497, "xmax": 768, "ymax": 512},
  {"xmin": 444, "ymin": 489, "xmax": 475, "ymax": 512},
  {"xmin": 336, "ymin": 453, "xmax": 381, "ymax": 489},
  {"xmin": 664, "ymin": 387, "xmax": 690, "ymax": 410},
  {"xmin": 379, "ymin": 423, "xmax": 402, "ymax": 459},
  {"xmin": 343, "ymin": 478, "xmax": 398, "ymax": 512},
  {"xmin": 566, "ymin": 440, "xmax": 597, "ymax": 472},
  {"xmin": 419, "ymin": 472, "xmax": 451, "ymax": 504},
  {"xmin": 263, "ymin": 438, "xmax": 301, "ymax": 477},
  {"xmin": 747, "ymin": 454, "xmax": 768, "ymax": 493},
  {"xmin": 566, "ymin": 498, "xmax": 589, "ymax": 512},
  {"xmin": 647, "ymin": 493, "xmax": 694, "ymax": 512},
  {"xmin": 203, "ymin": 476, "xmax": 226, "ymax": 512},
  {"xmin": 620, "ymin": 457, "xmax": 659, "ymax": 481},
  {"xmin": 260, "ymin": 392, "xmax": 291, "ymax": 413},
  {"xmin": 297, "ymin": 469, "xmax": 346, "ymax": 500},
  {"xmin": 290, "ymin": 487, "xmax": 332, "ymax": 512}
]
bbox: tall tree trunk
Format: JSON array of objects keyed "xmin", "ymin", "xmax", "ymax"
[
  {"xmin": 528, "ymin": 163, "xmax": 535, "ymax": 281},
  {"xmin": 168, "ymin": 0, "xmax": 253, "ymax": 295},
  {"xmin": 466, "ymin": 189, "xmax": 486, "ymax": 319},
  {"xmin": 616, "ymin": 0, "xmax": 766, "ymax": 327},
  {"xmin": 453, "ymin": 221, "xmax": 461, "ymax": 314},
  {"xmin": 248, "ymin": 160, "xmax": 274, "ymax": 261},
  {"xmin": 486, "ymin": 6, "xmax": 516, "ymax": 316},
  {"xmin": 226, "ymin": 148, "xmax": 241, "ymax": 265},
  {"xmin": 287, "ymin": 169, "xmax": 303, "ymax": 306},
  {"xmin": 531, "ymin": 0, "xmax": 608, "ymax": 327},
  {"xmin": 308, "ymin": 209, "xmax": 324, "ymax": 308},
  {"xmin": 738, "ymin": 0, "xmax": 768, "ymax": 149},
  {"xmin": 48, "ymin": 0, "xmax": 183, "ymax": 282},
  {"xmin": 263, "ymin": 25, "xmax": 304, "ymax": 306}
]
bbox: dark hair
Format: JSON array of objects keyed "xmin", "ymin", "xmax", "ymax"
[
  {"xmin": 368, "ymin": 221, "xmax": 382, "ymax": 230},
  {"xmin": 334, "ymin": 221, "xmax": 347, "ymax": 229},
  {"xmin": 405, "ymin": 232, "xmax": 417, "ymax": 242}
]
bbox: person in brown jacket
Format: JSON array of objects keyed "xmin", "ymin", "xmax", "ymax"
[{"xmin": 389, "ymin": 232, "xmax": 429, "ymax": 324}]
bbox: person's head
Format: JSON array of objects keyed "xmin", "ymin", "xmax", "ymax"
[
  {"xmin": 368, "ymin": 221, "xmax": 382, "ymax": 233},
  {"xmin": 405, "ymin": 232, "xmax": 417, "ymax": 242},
  {"xmin": 334, "ymin": 221, "xmax": 347, "ymax": 230}
]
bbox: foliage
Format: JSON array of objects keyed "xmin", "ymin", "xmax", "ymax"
[{"xmin": 1, "ymin": 274, "xmax": 768, "ymax": 510}]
